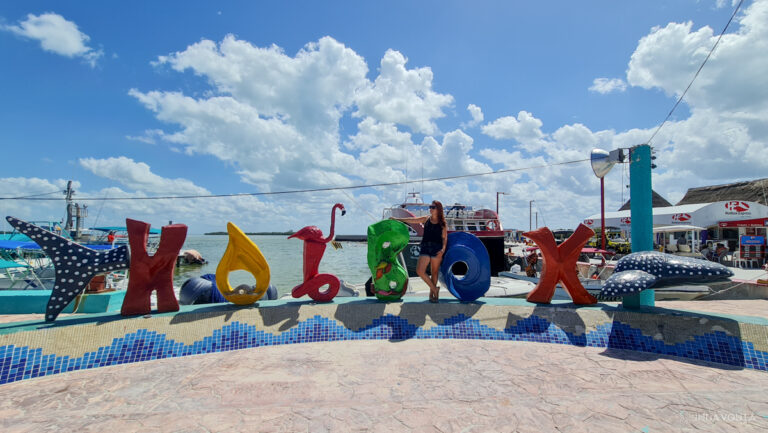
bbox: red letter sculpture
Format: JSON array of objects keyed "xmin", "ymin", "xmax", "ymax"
[
  {"xmin": 524, "ymin": 224, "xmax": 597, "ymax": 305},
  {"xmin": 288, "ymin": 203, "xmax": 345, "ymax": 302},
  {"xmin": 121, "ymin": 219, "xmax": 187, "ymax": 316}
]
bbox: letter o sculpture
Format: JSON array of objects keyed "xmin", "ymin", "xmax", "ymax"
[{"xmin": 439, "ymin": 232, "xmax": 491, "ymax": 302}]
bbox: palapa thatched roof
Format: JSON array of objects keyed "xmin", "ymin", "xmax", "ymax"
[
  {"xmin": 618, "ymin": 190, "xmax": 673, "ymax": 211},
  {"xmin": 676, "ymin": 178, "xmax": 768, "ymax": 206}
]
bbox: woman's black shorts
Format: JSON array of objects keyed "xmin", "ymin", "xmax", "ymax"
[{"xmin": 419, "ymin": 241, "xmax": 442, "ymax": 258}]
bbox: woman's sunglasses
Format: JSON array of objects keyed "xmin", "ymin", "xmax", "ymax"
[{"xmin": 429, "ymin": 205, "xmax": 436, "ymax": 209}]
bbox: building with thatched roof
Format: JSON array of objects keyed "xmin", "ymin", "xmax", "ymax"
[
  {"xmin": 618, "ymin": 190, "xmax": 673, "ymax": 211},
  {"xmin": 584, "ymin": 179, "xmax": 768, "ymax": 263},
  {"xmin": 676, "ymin": 178, "xmax": 768, "ymax": 206}
]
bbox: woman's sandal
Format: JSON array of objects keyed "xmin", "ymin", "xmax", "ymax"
[{"xmin": 429, "ymin": 292, "xmax": 439, "ymax": 303}]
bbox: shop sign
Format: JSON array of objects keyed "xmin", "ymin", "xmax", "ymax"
[
  {"xmin": 740, "ymin": 236, "xmax": 765, "ymax": 246},
  {"xmin": 718, "ymin": 218, "xmax": 768, "ymax": 228},
  {"xmin": 724, "ymin": 201, "xmax": 751, "ymax": 216}
]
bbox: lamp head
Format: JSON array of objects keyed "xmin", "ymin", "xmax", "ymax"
[{"xmin": 590, "ymin": 148, "xmax": 616, "ymax": 178}]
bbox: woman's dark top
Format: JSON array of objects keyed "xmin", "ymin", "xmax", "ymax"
[{"xmin": 422, "ymin": 218, "xmax": 443, "ymax": 245}]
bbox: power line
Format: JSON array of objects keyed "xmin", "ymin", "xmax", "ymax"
[
  {"xmin": 0, "ymin": 158, "xmax": 589, "ymax": 202},
  {"xmin": 2, "ymin": 190, "xmax": 62, "ymax": 200},
  {"xmin": 645, "ymin": 0, "xmax": 744, "ymax": 146}
]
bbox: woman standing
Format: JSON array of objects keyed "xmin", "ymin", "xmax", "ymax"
[{"xmin": 391, "ymin": 200, "xmax": 447, "ymax": 302}]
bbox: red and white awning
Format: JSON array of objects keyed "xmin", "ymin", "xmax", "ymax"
[{"xmin": 584, "ymin": 201, "xmax": 768, "ymax": 230}]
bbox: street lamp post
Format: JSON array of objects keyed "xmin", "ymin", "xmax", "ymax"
[
  {"xmin": 529, "ymin": 200, "xmax": 534, "ymax": 231},
  {"xmin": 496, "ymin": 192, "xmax": 508, "ymax": 216},
  {"xmin": 590, "ymin": 147, "xmax": 654, "ymax": 309}
]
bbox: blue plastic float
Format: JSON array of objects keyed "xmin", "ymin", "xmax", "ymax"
[{"xmin": 439, "ymin": 232, "xmax": 491, "ymax": 301}]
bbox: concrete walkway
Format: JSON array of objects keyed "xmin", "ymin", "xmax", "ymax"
[{"xmin": 2, "ymin": 338, "xmax": 768, "ymax": 432}]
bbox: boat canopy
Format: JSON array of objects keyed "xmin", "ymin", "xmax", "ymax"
[
  {"xmin": 91, "ymin": 226, "xmax": 161, "ymax": 234},
  {"xmin": 0, "ymin": 239, "xmax": 114, "ymax": 251},
  {"xmin": 0, "ymin": 240, "xmax": 39, "ymax": 250}
]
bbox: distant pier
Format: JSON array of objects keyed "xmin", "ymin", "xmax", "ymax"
[{"xmin": 335, "ymin": 235, "xmax": 367, "ymax": 242}]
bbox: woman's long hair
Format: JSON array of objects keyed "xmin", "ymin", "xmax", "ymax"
[{"xmin": 432, "ymin": 200, "xmax": 446, "ymax": 228}]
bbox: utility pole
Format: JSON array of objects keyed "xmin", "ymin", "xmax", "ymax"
[
  {"xmin": 496, "ymin": 192, "xmax": 508, "ymax": 216},
  {"xmin": 589, "ymin": 146, "xmax": 653, "ymax": 308},
  {"xmin": 529, "ymin": 200, "xmax": 533, "ymax": 231},
  {"xmin": 63, "ymin": 180, "xmax": 87, "ymax": 240},
  {"xmin": 64, "ymin": 181, "xmax": 74, "ymax": 234}
]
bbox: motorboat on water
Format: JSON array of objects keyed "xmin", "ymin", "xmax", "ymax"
[
  {"xmin": 79, "ymin": 225, "xmax": 161, "ymax": 251},
  {"xmin": 0, "ymin": 239, "xmax": 53, "ymax": 289},
  {"xmin": 382, "ymin": 192, "xmax": 506, "ymax": 276}
]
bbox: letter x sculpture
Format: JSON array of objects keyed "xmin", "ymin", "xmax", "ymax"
[{"xmin": 523, "ymin": 224, "xmax": 597, "ymax": 305}]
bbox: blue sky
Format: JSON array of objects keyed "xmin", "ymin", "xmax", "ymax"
[{"xmin": 1, "ymin": 1, "xmax": 766, "ymax": 234}]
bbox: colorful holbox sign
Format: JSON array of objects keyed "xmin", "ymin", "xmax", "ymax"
[{"xmin": 8, "ymin": 209, "xmax": 610, "ymax": 322}]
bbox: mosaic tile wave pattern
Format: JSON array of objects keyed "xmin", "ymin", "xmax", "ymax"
[{"xmin": 1, "ymin": 312, "xmax": 767, "ymax": 385}]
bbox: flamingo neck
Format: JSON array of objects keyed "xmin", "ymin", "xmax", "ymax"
[{"xmin": 323, "ymin": 205, "xmax": 340, "ymax": 243}]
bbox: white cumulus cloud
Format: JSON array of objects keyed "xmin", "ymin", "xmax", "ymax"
[
  {"xmin": 481, "ymin": 111, "xmax": 547, "ymax": 152},
  {"xmin": 589, "ymin": 78, "xmax": 627, "ymax": 94},
  {"xmin": 624, "ymin": 0, "xmax": 768, "ymax": 182},
  {"xmin": 104, "ymin": 0, "xmax": 767, "ymax": 234},
  {"xmin": 79, "ymin": 157, "xmax": 211, "ymax": 195},
  {"xmin": 463, "ymin": 104, "xmax": 484, "ymax": 128},
  {"xmin": 354, "ymin": 50, "xmax": 454, "ymax": 135},
  {"xmin": 1, "ymin": 12, "xmax": 103, "ymax": 67}
]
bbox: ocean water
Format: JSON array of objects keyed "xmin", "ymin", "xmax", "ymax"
[{"xmin": 173, "ymin": 235, "xmax": 370, "ymax": 298}]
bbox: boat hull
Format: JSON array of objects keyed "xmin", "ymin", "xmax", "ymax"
[{"xmin": 403, "ymin": 235, "xmax": 506, "ymax": 277}]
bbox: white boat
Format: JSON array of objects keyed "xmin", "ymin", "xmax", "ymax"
[
  {"xmin": 345, "ymin": 276, "xmax": 535, "ymax": 299},
  {"xmin": 0, "ymin": 239, "xmax": 55, "ymax": 289},
  {"xmin": 382, "ymin": 192, "xmax": 506, "ymax": 276},
  {"xmin": 400, "ymin": 276, "xmax": 535, "ymax": 298},
  {"xmin": 498, "ymin": 270, "xmax": 712, "ymax": 301}
]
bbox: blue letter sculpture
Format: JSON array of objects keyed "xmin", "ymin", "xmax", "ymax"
[{"xmin": 439, "ymin": 232, "xmax": 491, "ymax": 302}]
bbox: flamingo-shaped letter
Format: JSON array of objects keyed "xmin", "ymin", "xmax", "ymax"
[{"xmin": 288, "ymin": 203, "xmax": 345, "ymax": 302}]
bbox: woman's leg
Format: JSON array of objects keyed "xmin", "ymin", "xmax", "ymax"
[
  {"xmin": 416, "ymin": 255, "xmax": 437, "ymax": 295},
  {"xmin": 429, "ymin": 255, "xmax": 443, "ymax": 299},
  {"xmin": 430, "ymin": 256, "xmax": 440, "ymax": 288}
]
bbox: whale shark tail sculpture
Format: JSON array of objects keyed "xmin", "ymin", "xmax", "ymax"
[{"xmin": 598, "ymin": 251, "xmax": 734, "ymax": 299}]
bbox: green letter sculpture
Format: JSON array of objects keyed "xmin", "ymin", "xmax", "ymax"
[{"xmin": 367, "ymin": 220, "xmax": 410, "ymax": 301}]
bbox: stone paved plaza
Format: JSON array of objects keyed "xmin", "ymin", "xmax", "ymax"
[{"xmin": 2, "ymin": 337, "xmax": 768, "ymax": 432}]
